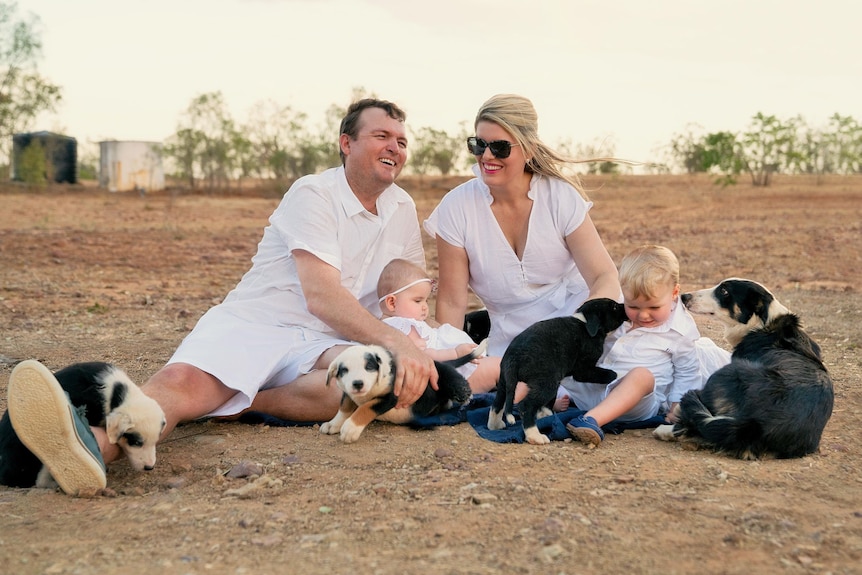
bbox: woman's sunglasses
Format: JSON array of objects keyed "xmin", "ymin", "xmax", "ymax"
[{"xmin": 466, "ymin": 137, "xmax": 520, "ymax": 159}]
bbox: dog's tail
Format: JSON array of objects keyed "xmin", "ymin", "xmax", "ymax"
[
  {"xmin": 441, "ymin": 338, "xmax": 488, "ymax": 369},
  {"xmin": 677, "ymin": 390, "xmax": 763, "ymax": 459}
]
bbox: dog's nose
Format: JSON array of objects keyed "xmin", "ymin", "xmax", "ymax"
[
  {"xmin": 681, "ymin": 293, "xmax": 692, "ymax": 305},
  {"xmin": 144, "ymin": 465, "xmax": 155, "ymax": 471},
  {"xmin": 352, "ymin": 380, "xmax": 364, "ymax": 391}
]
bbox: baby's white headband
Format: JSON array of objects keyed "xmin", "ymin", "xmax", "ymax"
[{"xmin": 378, "ymin": 278, "xmax": 433, "ymax": 303}]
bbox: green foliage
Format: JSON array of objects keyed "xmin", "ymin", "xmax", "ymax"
[
  {"xmin": 76, "ymin": 142, "xmax": 98, "ymax": 180},
  {"xmin": 666, "ymin": 113, "xmax": 862, "ymax": 186},
  {"xmin": 410, "ymin": 126, "xmax": 463, "ymax": 176},
  {"xmin": 160, "ymin": 88, "xmax": 862, "ymax": 189},
  {"xmin": 823, "ymin": 113, "xmax": 862, "ymax": 174},
  {"xmin": 738, "ymin": 113, "xmax": 798, "ymax": 186},
  {"xmin": 0, "ymin": 1, "xmax": 62, "ymax": 163},
  {"xmin": 15, "ymin": 140, "xmax": 46, "ymax": 183},
  {"xmin": 87, "ymin": 302, "xmax": 107, "ymax": 314}
]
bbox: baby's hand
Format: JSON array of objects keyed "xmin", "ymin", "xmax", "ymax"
[{"xmin": 455, "ymin": 343, "xmax": 477, "ymax": 358}]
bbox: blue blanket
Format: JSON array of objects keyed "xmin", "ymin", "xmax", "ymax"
[{"xmin": 235, "ymin": 393, "xmax": 666, "ymax": 443}]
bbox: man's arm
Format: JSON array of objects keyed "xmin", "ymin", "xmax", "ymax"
[{"xmin": 293, "ymin": 250, "xmax": 437, "ymax": 407}]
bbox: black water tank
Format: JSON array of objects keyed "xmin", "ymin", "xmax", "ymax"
[{"xmin": 11, "ymin": 131, "xmax": 78, "ymax": 183}]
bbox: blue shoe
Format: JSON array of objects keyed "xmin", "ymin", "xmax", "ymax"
[
  {"xmin": 7, "ymin": 360, "xmax": 107, "ymax": 495},
  {"xmin": 566, "ymin": 415, "xmax": 604, "ymax": 446}
]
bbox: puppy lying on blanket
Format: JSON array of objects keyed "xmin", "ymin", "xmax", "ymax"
[
  {"xmin": 488, "ymin": 298, "xmax": 628, "ymax": 445},
  {"xmin": 654, "ymin": 279, "xmax": 834, "ymax": 459},
  {"xmin": 1, "ymin": 361, "xmax": 166, "ymax": 490},
  {"xmin": 321, "ymin": 341, "xmax": 486, "ymax": 443}
]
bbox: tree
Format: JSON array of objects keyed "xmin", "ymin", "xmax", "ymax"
[
  {"xmin": 667, "ymin": 124, "xmax": 710, "ymax": 174},
  {"xmin": 163, "ymin": 92, "xmax": 240, "ymax": 191},
  {"xmin": 243, "ymin": 99, "xmax": 307, "ymax": 181},
  {"xmin": 738, "ymin": 113, "xmax": 798, "ymax": 186},
  {"xmin": 409, "ymin": 126, "xmax": 462, "ymax": 176},
  {"xmin": 823, "ymin": 113, "xmax": 862, "ymax": 174},
  {"xmin": 14, "ymin": 137, "xmax": 46, "ymax": 183},
  {"xmin": 0, "ymin": 1, "xmax": 62, "ymax": 166},
  {"xmin": 163, "ymin": 127, "xmax": 203, "ymax": 189}
]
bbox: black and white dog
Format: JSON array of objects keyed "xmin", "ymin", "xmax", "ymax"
[
  {"xmin": 320, "ymin": 341, "xmax": 484, "ymax": 443},
  {"xmin": 488, "ymin": 298, "xmax": 628, "ymax": 445},
  {"xmin": 654, "ymin": 279, "xmax": 834, "ymax": 459},
  {"xmin": 1, "ymin": 361, "xmax": 166, "ymax": 488}
]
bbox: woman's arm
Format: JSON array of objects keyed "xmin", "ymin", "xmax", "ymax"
[
  {"xmin": 565, "ymin": 214, "xmax": 621, "ymax": 301},
  {"xmin": 434, "ymin": 237, "xmax": 471, "ymax": 330}
]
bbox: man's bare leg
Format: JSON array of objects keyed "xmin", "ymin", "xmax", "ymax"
[
  {"xmin": 247, "ymin": 370, "xmax": 342, "ymax": 422},
  {"xmin": 245, "ymin": 345, "xmax": 348, "ymax": 422}
]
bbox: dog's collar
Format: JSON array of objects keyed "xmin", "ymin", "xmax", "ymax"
[
  {"xmin": 572, "ymin": 312, "xmax": 587, "ymax": 323},
  {"xmin": 379, "ymin": 278, "xmax": 433, "ymax": 303}
]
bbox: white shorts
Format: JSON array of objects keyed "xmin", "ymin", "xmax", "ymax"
[
  {"xmin": 168, "ymin": 306, "xmax": 351, "ymax": 417},
  {"xmin": 558, "ymin": 376, "xmax": 660, "ymax": 423}
]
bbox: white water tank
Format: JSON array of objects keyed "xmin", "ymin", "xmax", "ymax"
[{"xmin": 99, "ymin": 141, "xmax": 165, "ymax": 192}]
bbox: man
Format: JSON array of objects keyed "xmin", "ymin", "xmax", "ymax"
[{"xmin": 7, "ymin": 98, "xmax": 437, "ymax": 494}]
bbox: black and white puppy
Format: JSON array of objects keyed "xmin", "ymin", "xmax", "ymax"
[
  {"xmin": 0, "ymin": 362, "xmax": 166, "ymax": 488},
  {"xmin": 654, "ymin": 279, "xmax": 834, "ymax": 459},
  {"xmin": 320, "ymin": 341, "xmax": 484, "ymax": 443},
  {"xmin": 488, "ymin": 298, "xmax": 628, "ymax": 445}
]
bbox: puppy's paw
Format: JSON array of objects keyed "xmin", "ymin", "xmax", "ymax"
[
  {"xmin": 320, "ymin": 419, "xmax": 341, "ymax": 435},
  {"xmin": 487, "ymin": 410, "xmax": 506, "ymax": 430},
  {"xmin": 653, "ymin": 424, "xmax": 678, "ymax": 442},
  {"xmin": 339, "ymin": 420, "xmax": 365, "ymax": 443},
  {"xmin": 524, "ymin": 427, "xmax": 550, "ymax": 445},
  {"xmin": 536, "ymin": 406, "xmax": 553, "ymax": 419},
  {"xmin": 451, "ymin": 382, "xmax": 473, "ymax": 405},
  {"xmin": 35, "ymin": 466, "xmax": 59, "ymax": 490},
  {"xmin": 504, "ymin": 413, "xmax": 516, "ymax": 426}
]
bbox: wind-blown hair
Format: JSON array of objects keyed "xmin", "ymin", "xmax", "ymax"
[{"xmin": 474, "ymin": 94, "xmax": 593, "ymax": 199}]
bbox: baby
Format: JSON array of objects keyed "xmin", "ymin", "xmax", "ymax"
[{"xmin": 377, "ymin": 259, "xmax": 499, "ymax": 393}]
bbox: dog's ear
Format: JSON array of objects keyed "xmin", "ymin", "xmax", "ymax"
[
  {"xmin": 325, "ymin": 361, "xmax": 339, "ymax": 387},
  {"xmin": 615, "ymin": 302, "xmax": 628, "ymax": 323},
  {"xmin": 376, "ymin": 352, "xmax": 396, "ymax": 388},
  {"xmin": 585, "ymin": 313, "xmax": 602, "ymax": 337},
  {"xmin": 106, "ymin": 410, "xmax": 132, "ymax": 444}
]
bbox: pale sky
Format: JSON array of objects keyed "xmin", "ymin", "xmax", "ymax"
[{"xmin": 20, "ymin": 0, "xmax": 862, "ymax": 169}]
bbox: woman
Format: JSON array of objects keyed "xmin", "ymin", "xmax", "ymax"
[{"xmin": 424, "ymin": 94, "xmax": 621, "ymax": 360}]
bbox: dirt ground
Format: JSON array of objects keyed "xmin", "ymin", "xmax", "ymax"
[{"xmin": 1, "ymin": 174, "xmax": 860, "ymax": 575}]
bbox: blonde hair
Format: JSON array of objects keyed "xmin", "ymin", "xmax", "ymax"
[
  {"xmin": 475, "ymin": 94, "xmax": 595, "ymax": 199},
  {"xmin": 377, "ymin": 259, "xmax": 429, "ymax": 300},
  {"xmin": 618, "ymin": 245, "xmax": 680, "ymax": 300}
]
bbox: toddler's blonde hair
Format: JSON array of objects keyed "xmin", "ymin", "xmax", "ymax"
[{"xmin": 618, "ymin": 245, "xmax": 679, "ymax": 300}]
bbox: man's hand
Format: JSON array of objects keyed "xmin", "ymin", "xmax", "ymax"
[{"xmin": 390, "ymin": 338, "xmax": 437, "ymax": 409}]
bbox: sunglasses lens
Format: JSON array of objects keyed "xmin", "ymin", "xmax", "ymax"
[
  {"xmin": 467, "ymin": 137, "xmax": 486, "ymax": 155},
  {"xmin": 489, "ymin": 141, "xmax": 512, "ymax": 159}
]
